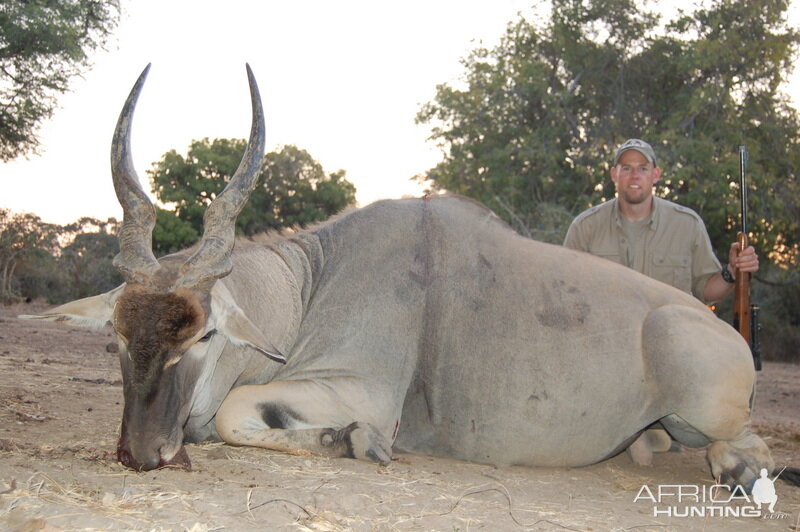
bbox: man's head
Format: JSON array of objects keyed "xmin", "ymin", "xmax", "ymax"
[{"xmin": 611, "ymin": 139, "xmax": 661, "ymax": 208}]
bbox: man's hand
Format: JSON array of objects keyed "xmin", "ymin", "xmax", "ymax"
[{"xmin": 728, "ymin": 242, "xmax": 759, "ymax": 279}]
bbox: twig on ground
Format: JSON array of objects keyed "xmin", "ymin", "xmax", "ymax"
[{"xmin": 435, "ymin": 483, "xmax": 585, "ymax": 531}]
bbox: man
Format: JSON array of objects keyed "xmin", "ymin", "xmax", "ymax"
[
  {"xmin": 564, "ymin": 138, "xmax": 759, "ymax": 304},
  {"xmin": 563, "ymin": 138, "xmax": 760, "ymax": 466}
]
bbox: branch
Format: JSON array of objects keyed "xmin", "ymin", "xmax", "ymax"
[{"xmin": 494, "ymin": 195, "xmax": 532, "ymax": 238}]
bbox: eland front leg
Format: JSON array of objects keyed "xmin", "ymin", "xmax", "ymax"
[{"xmin": 215, "ymin": 379, "xmax": 395, "ymax": 464}]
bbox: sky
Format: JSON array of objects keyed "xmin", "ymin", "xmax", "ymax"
[
  {"xmin": 3, "ymin": 0, "xmax": 538, "ymax": 225},
  {"xmin": 3, "ymin": 0, "xmax": 800, "ymax": 225}
]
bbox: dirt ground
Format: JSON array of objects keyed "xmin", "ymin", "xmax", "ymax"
[{"xmin": 0, "ymin": 302, "xmax": 798, "ymax": 532}]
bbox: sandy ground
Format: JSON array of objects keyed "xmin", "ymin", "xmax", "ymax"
[{"xmin": 0, "ymin": 302, "xmax": 798, "ymax": 532}]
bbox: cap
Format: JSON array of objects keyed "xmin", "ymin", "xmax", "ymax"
[{"xmin": 614, "ymin": 139, "xmax": 657, "ymax": 166}]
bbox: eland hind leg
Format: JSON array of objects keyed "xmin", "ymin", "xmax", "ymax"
[
  {"xmin": 658, "ymin": 412, "xmax": 773, "ymax": 492},
  {"xmin": 643, "ymin": 304, "xmax": 773, "ymax": 491}
]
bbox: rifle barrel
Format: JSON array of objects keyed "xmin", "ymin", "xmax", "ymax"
[{"xmin": 739, "ymin": 146, "xmax": 748, "ymax": 237}]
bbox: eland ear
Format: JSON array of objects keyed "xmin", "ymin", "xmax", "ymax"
[
  {"xmin": 210, "ymin": 282, "xmax": 286, "ymax": 364},
  {"xmin": 220, "ymin": 311, "xmax": 287, "ymax": 364},
  {"xmin": 18, "ymin": 285, "xmax": 123, "ymax": 328}
]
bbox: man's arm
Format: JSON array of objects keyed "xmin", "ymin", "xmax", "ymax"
[
  {"xmin": 703, "ymin": 272, "xmax": 735, "ymax": 303},
  {"xmin": 702, "ymin": 242, "xmax": 759, "ymax": 303}
]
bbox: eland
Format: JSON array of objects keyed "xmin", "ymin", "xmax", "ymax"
[{"xmin": 24, "ymin": 65, "xmax": 782, "ymax": 492}]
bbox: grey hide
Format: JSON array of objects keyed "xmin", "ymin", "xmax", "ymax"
[{"xmin": 187, "ymin": 195, "xmax": 760, "ymax": 468}]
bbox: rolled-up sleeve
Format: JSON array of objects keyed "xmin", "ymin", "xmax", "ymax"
[{"xmin": 563, "ymin": 219, "xmax": 588, "ymax": 251}]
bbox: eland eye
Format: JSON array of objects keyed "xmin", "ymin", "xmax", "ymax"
[{"xmin": 198, "ymin": 329, "xmax": 217, "ymax": 343}]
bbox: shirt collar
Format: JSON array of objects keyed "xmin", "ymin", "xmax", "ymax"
[{"xmin": 612, "ymin": 196, "xmax": 660, "ymax": 231}]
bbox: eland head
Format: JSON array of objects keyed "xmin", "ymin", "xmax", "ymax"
[{"xmin": 26, "ymin": 65, "xmax": 286, "ymax": 471}]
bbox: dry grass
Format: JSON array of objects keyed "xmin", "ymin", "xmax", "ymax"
[{"xmin": 1, "ymin": 471, "xmax": 213, "ymax": 531}]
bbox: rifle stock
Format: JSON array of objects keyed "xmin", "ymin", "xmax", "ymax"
[{"xmin": 733, "ymin": 231, "xmax": 751, "ymax": 344}]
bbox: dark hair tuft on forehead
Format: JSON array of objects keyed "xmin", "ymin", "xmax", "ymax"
[
  {"xmin": 116, "ymin": 288, "xmax": 205, "ymax": 345},
  {"xmin": 115, "ymin": 287, "xmax": 206, "ymax": 388}
]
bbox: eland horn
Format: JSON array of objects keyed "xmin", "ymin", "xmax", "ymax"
[
  {"xmin": 177, "ymin": 64, "xmax": 266, "ymax": 289},
  {"xmin": 111, "ymin": 63, "xmax": 160, "ymax": 284}
]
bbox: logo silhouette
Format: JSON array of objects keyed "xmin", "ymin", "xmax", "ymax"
[{"xmin": 752, "ymin": 467, "xmax": 784, "ymax": 514}]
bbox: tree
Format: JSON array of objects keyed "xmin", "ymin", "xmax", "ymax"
[
  {"xmin": 417, "ymin": 0, "xmax": 800, "ymax": 263},
  {"xmin": 0, "ymin": 0, "xmax": 120, "ymax": 161},
  {"xmin": 240, "ymin": 145, "xmax": 357, "ymax": 235},
  {"xmin": 59, "ymin": 217, "xmax": 122, "ymax": 299},
  {"xmin": 0, "ymin": 209, "xmax": 60, "ymax": 302},
  {"xmin": 151, "ymin": 208, "xmax": 200, "ymax": 257},
  {"xmin": 0, "ymin": 214, "xmax": 124, "ymax": 303},
  {"xmin": 148, "ymin": 139, "xmax": 357, "ymax": 255}
]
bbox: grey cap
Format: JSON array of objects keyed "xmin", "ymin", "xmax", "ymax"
[{"xmin": 614, "ymin": 138, "xmax": 657, "ymax": 166}]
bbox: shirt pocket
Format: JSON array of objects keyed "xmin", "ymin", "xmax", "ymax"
[{"xmin": 652, "ymin": 254, "xmax": 692, "ymax": 293}]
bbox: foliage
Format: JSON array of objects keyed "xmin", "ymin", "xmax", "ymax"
[
  {"xmin": 148, "ymin": 140, "xmax": 356, "ymax": 254},
  {"xmin": 14, "ymin": 247, "xmax": 62, "ymax": 302},
  {"xmin": 152, "ymin": 207, "xmax": 200, "ymax": 257},
  {"xmin": 0, "ymin": 0, "xmax": 120, "ymax": 161},
  {"xmin": 753, "ymin": 266, "xmax": 800, "ymax": 362},
  {"xmin": 240, "ymin": 145, "xmax": 357, "ymax": 235},
  {"xmin": 1, "ymin": 213, "xmax": 123, "ymax": 303},
  {"xmin": 149, "ymin": 138, "xmax": 245, "ymax": 242},
  {"xmin": 417, "ymin": 0, "xmax": 800, "ymax": 260},
  {"xmin": 59, "ymin": 217, "xmax": 123, "ymax": 299},
  {"xmin": 0, "ymin": 209, "xmax": 60, "ymax": 302}
]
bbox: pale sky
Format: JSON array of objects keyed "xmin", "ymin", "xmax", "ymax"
[
  {"xmin": 3, "ymin": 0, "xmax": 537, "ymax": 224},
  {"xmin": 3, "ymin": 1, "xmax": 799, "ymax": 225}
]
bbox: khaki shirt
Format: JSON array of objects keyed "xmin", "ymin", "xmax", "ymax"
[{"xmin": 563, "ymin": 197, "xmax": 720, "ymax": 302}]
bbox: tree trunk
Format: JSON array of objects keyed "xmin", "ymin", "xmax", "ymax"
[
  {"xmin": 1, "ymin": 257, "xmax": 10, "ymax": 297},
  {"xmin": 1, "ymin": 254, "xmax": 19, "ymax": 300}
]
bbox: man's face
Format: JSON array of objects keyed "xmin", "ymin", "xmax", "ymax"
[{"xmin": 611, "ymin": 150, "xmax": 661, "ymax": 206}]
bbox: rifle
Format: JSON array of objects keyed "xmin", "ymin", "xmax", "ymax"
[{"xmin": 733, "ymin": 146, "xmax": 762, "ymax": 371}]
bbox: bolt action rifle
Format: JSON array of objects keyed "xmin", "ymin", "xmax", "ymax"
[{"xmin": 733, "ymin": 146, "xmax": 762, "ymax": 371}]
